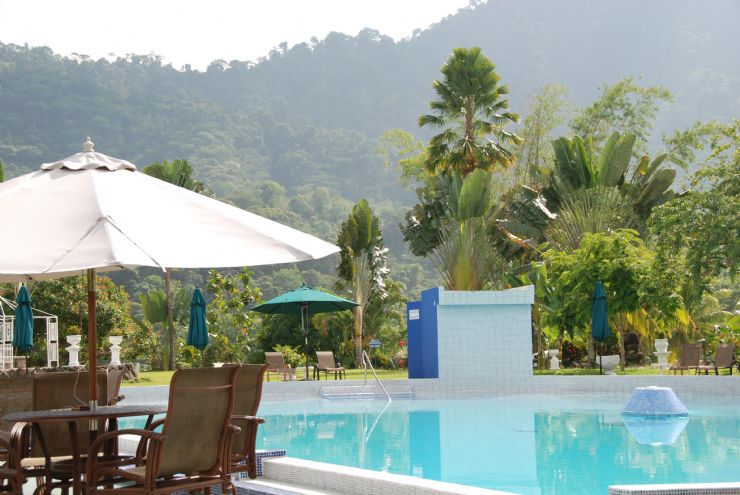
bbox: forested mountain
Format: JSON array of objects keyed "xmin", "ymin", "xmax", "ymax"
[{"xmin": 0, "ymin": 0, "xmax": 737, "ymax": 298}]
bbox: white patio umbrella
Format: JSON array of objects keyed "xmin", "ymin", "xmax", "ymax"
[{"xmin": 0, "ymin": 138, "xmax": 339, "ymax": 410}]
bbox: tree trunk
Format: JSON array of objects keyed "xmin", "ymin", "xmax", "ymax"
[
  {"xmin": 588, "ymin": 333, "xmax": 595, "ymax": 368},
  {"xmin": 353, "ymin": 306, "xmax": 364, "ymax": 367},
  {"xmin": 618, "ymin": 314, "xmax": 626, "ymax": 371},
  {"xmin": 164, "ymin": 270, "xmax": 176, "ymax": 371}
]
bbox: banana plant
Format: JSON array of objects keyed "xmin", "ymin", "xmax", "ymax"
[{"xmin": 494, "ymin": 132, "xmax": 677, "ymax": 260}]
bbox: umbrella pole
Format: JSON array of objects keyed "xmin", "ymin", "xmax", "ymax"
[
  {"xmin": 87, "ymin": 269, "xmax": 98, "ymax": 428},
  {"xmin": 301, "ymin": 305, "xmax": 309, "ymax": 380}
]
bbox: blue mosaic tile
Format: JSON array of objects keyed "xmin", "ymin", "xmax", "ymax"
[{"xmin": 622, "ymin": 386, "xmax": 689, "ymax": 416}]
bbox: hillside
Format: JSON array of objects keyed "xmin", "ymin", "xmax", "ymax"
[{"xmin": 0, "ymin": 0, "xmax": 737, "ymax": 297}]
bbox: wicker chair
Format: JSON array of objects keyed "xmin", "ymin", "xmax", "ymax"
[
  {"xmin": 10, "ymin": 370, "xmax": 120, "ymax": 495},
  {"xmin": 0, "ymin": 437, "xmax": 24, "ymax": 495},
  {"xmin": 314, "ymin": 351, "xmax": 346, "ymax": 380},
  {"xmin": 230, "ymin": 364, "xmax": 268, "ymax": 479},
  {"xmin": 86, "ymin": 366, "xmax": 241, "ymax": 495}
]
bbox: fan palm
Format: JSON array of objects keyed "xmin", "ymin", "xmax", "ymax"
[
  {"xmin": 419, "ymin": 47, "xmax": 521, "ymax": 177},
  {"xmin": 337, "ymin": 199, "xmax": 389, "ymax": 366}
]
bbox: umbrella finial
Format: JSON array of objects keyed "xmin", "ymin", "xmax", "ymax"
[{"xmin": 83, "ymin": 137, "xmax": 94, "ymax": 152}]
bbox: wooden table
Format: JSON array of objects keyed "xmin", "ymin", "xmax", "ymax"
[{"xmin": 3, "ymin": 405, "xmax": 167, "ymax": 495}]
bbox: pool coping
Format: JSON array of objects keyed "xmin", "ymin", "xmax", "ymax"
[{"xmin": 608, "ymin": 482, "xmax": 740, "ymax": 494}]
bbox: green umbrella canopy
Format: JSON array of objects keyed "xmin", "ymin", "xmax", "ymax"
[
  {"xmin": 13, "ymin": 285, "xmax": 33, "ymax": 351},
  {"xmin": 186, "ymin": 287, "xmax": 208, "ymax": 350},
  {"xmin": 250, "ymin": 284, "xmax": 358, "ymax": 316},
  {"xmin": 591, "ymin": 281, "xmax": 611, "ymax": 342},
  {"xmin": 250, "ymin": 284, "xmax": 358, "ymax": 379}
]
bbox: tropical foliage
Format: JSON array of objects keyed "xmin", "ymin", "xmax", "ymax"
[
  {"xmin": 418, "ymin": 47, "xmax": 521, "ymax": 176},
  {"xmin": 337, "ymin": 199, "xmax": 390, "ymax": 365}
]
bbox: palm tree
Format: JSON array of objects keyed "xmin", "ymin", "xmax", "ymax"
[
  {"xmin": 419, "ymin": 47, "xmax": 521, "ymax": 177},
  {"xmin": 337, "ymin": 199, "xmax": 389, "ymax": 366},
  {"xmin": 142, "ymin": 159, "xmax": 208, "ymax": 369},
  {"xmin": 493, "ymin": 132, "xmax": 676, "ymax": 259}
]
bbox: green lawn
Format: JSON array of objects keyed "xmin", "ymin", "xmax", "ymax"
[
  {"xmin": 124, "ymin": 365, "xmax": 735, "ymax": 386},
  {"xmin": 534, "ymin": 366, "xmax": 737, "ymax": 376},
  {"xmin": 124, "ymin": 367, "xmax": 409, "ymax": 387}
]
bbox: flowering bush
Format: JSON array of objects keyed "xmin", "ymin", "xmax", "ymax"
[{"xmin": 560, "ymin": 340, "xmax": 587, "ymax": 367}]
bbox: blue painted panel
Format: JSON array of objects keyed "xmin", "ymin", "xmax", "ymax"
[
  {"xmin": 407, "ymin": 301, "xmax": 423, "ymax": 378},
  {"xmin": 420, "ymin": 287, "xmax": 440, "ymax": 378}
]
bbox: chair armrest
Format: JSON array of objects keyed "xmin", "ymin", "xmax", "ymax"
[
  {"xmin": 87, "ymin": 428, "xmax": 167, "ymax": 484},
  {"xmin": 108, "ymin": 394, "xmax": 126, "ymax": 405},
  {"xmin": 231, "ymin": 415, "xmax": 266, "ymax": 425},
  {"xmin": 9, "ymin": 422, "xmax": 31, "ymax": 459},
  {"xmin": 0, "ymin": 437, "xmax": 22, "ymax": 471}
]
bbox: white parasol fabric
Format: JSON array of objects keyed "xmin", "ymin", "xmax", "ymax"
[
  {"xmin": 0, "ymin": 138, "xmax": 339, "ymax": 408},
  {"xmin": 0, "ymin": 138, "xmax": 339, "ymax": 282}
]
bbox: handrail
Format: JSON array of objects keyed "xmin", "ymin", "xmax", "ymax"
[{"xmin": 362, "ymin": 350, "xmax": 391, "ymax": 402}]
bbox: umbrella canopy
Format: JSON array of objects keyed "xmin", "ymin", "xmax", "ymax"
[
  {"xmin": 186, "ymin": 288, "xmax": 208, "ymax": 350},
  {"xmin": 0, "ymin": 138, "xmax": 339, "ymax": 405},
  {"xmin": 12, "ymin": 286, "xmax": 33, "ymax": 351},
  {"xmin": 251, "ymin": 284, "xmax": 358, "ymax": 316},
  {"xmin": 591, "ymin": 280, "xmax": 611, "ymax": 374},
  {"xmin": 251, "ymin": 284, "xmax": 358, "ymax": 379},
  {"xmin": 591, "ymin": 281, "xmax": 610, "ymax": 341},
  {"xmin": 0, "ymin": 139, "xmax": 338, "ymax": 282}
]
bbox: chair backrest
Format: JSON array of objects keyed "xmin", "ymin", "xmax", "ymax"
[
  {"xmin": 105, "ymin": 368, "xmax": 126, "ymax": 405},
  {"xmin": 715, "ymin": 343, "xmax": 736, "ymax": 367},
  {"xmin": 264, "ymin": 352, "xmax": 286, "ymax": 370},
  {"xmin": 157, "ymin": 366, "xmax": 239, "ymax": 477},
  {"xmin": 231, "ymin": 364, "xmax": 268, "ymax": 455},
  {"xmin": 679, "ymin": 343, "xmax": 701, "ymax": 367},
  {"xmin": 316, "ymin": 351, "xmax": 336, "ymax": 369},
  {"xmin": 30, "ymin": 370, "xmax": 109, "ymax": 457}
]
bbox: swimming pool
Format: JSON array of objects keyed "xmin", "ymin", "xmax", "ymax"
[{"xmin": 255, "ymin": 394, "xmax": 740, "ymax": 495}]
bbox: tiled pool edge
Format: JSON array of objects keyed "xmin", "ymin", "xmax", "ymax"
[
  {"xmin": 250, "ymin": 457, "xmax": 519, "ymax": 495},
  {"xmin": 609, "ymin": 482, "xmax": 740, "ymax": 494}
]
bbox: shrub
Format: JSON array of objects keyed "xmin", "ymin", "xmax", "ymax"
[{"xmin": 560, "ymin": 340, "xmax": 587, "ymax": 367}]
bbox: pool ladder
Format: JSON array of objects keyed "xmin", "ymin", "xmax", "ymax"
[{"xmin": 318, "ymin": 351, "xmax": 414, "ymax": 400}]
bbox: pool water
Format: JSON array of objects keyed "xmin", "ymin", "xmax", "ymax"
[{"xmin": 255, "ymin": 395, "xmax": 740, "ymax": 495}]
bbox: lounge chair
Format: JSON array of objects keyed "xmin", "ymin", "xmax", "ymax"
[
  {"xmin": 707, "ymin": 343, "xmax": 736, "ymax": 375},
  {"xmin": 314, "ymin": 351, "xmax": 346, "ymax": 380},
  {"xmin": 230, "ymin": 364, "xmax": 268, "ymax": 479},
  {"xmin": 0, "ymin": 437, "xmax": 24, "ymax": 495},
  {"xmin": 669, "ymin": 343, "xmax": 701, "ymax": 375},
  {"xmin": 264, "ymin": 352, "xmax": 294, "ymax": 381},
  {"xmin": 86, "ymin": 366, "xmax": 241, "ymax": 495}
]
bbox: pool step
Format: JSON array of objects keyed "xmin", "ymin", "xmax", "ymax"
[
  {"xmin": 256, "ymin": 457, "xmax": 517, "ymax": 495},
  {"xmin": 318, "ymin": 383, "xmax": 415, "ymax": 400},
  {"xmin": 233, "ymin": 478, "xmax": 345, "ymax": 495}
]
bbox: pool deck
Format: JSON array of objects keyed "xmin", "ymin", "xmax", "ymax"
[{"xmin": 123, "ymin": 373, "xmax": 740, "ymax": 405}]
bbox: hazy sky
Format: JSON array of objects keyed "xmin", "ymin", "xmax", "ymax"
[{"xmin": 0, "ymin": 0, "xmax": 469, "ymax": 70}]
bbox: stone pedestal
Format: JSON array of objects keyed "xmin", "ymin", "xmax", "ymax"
[
  {"xmin": 601, "ymin": 354, "xmax": 620, "ymax": 375},
  {"xmin": 652, "ymin": 338, "xmax": 670, "ymax": 372},
  {"xmin": 547, "ymin": 349, "xmax": 560, "ymax": 370},
  {"xmin": 66, "ymin": 335, "xmax": 81, "ymax": 366},
  {"xmin": 108, "ymin": 336, "xmax": 123, "ymax": 365}
]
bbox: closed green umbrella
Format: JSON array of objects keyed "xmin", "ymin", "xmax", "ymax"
[
  {"xmin": 186, "ymin": 287, "xmax": 208, "ymax": 350},
  {"xmin": 591, "ymin": 281, "xmax": 611, "ymax": 374},
  {"xmin": 13, "ymin": 285, "xmax": 33, "ymax": 351},
  {"xmin": 250, "ymin": 284, "xmax": 358, "ymax": 379}
]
